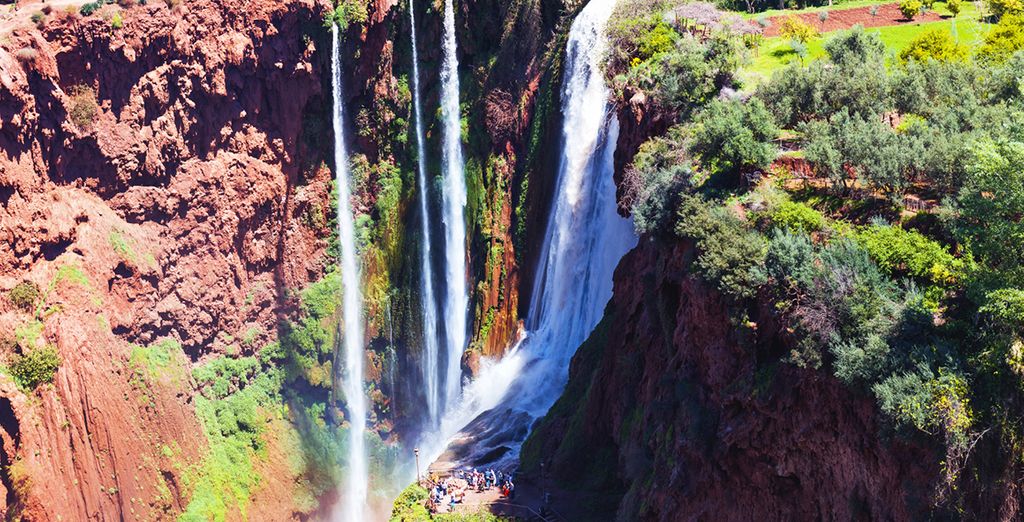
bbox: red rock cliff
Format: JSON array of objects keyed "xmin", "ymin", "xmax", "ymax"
[
  {"xmin": 521, "ymin": 237, "xmax": 941, "ymax": 520},
  {"xmin": 0, "ymin": 0, "xmax": 335, "ymax": 518}
]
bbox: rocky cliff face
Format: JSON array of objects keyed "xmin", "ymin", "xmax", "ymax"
[
  {"xmin": 0, "ymin": 0, "xmax": 335, "ymax": 518},
  {"xmin": 522, "ymin": 236, "xmax": 942, "ymax": 520}
]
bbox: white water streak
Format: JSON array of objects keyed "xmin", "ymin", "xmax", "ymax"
[
  {"xmin": 440, "ymin": 0, "xmax": 469, "ymax": 410},
  {"xmin": 421, "ymin": 0, "xmax": 636, "ymax": 467},
  {"xmin": 409, "ymin": 0, "xmax": 443, "ymax": 426},
  {"xmin": 331, "ymin": 25, "xmax": 369, "ymax": 522}
]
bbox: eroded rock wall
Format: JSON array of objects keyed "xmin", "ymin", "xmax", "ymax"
[{"xmin": 0, "ymin": 0, "xmax": 334, "ymax": 518}]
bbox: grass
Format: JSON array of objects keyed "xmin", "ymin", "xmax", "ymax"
[
  {"xmin": 740, "ymin": 3, "xmax": 992, "ymax": 83},
  {"xmin": 742, "ymin": 0, "xmax": 891, "ymax": 19}
]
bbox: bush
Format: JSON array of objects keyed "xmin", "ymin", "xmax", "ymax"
[
  {"xmin": 976, "ymin": 14, "xmax": 1024, "ymax": 64},
  {"xmin": 9, "ymin": 345, "xmax": 60, "ymax": 390},
  {"xmin": 7, "ymin": 281, "xmax": 40, "ymax": 312},
  {"xmin": 79, "ymin": 1, "xmax": 103, "ymax": 16},
  {"xmin": 110, "ymin": 11, "xmax": 122, "ymax": 29},
  {"xmin": 325, "ymin": 0, "xmax": 367, "ymax": 30},
  {"xmin": 14, "ymin": 48, "xmax": 38, "ymax": 64},
  {"xmin": 390, "ymin": 484, "xmax": 430, "ymax": 521},
  {"xmin": 779, "ymin": 16, "xmax": 818, "ymax": 44},
  {"xmin": 899, "ymin": 29, "xmax": 968, "ymax": 63},
  {"xmin": 986, "ymin": 0, "xmax": 1024, "ymax": 19},
  {"xmin": 947, "ymin": 0, "xmax": 963, "ymax": 16},
  {"xmin": 900, "ymin": 0, "xmax": 923, "ymax": 19},
  {"xmin": 676, "ymin": 195, "xmax": 768, "ymax": 299},
  {"xmin": 764, "ymin": 200, "xmax": 827, "ymax": 233},
  {"xmin": 856, "ymin": 221, "xmax": 960, "ymax": 285},
  {"xmin": 625, "ymin": 125, "xmax": 694, "ymax": 235},
  {"xmin": 67, "ymin": 85, "xmax": 99, "ymax": 130}
]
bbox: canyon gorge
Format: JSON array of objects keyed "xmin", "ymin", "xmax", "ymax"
[{"xmin": 2, "ymin": 0, "xmax": 1024, "ymax": 519}]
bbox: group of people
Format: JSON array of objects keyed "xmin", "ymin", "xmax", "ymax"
[
  {"xmin": 458, "ymin": 468, "xmax": 515, "ymax": 498},
  {"xmin": 423, "ymin": 467, "xmax": 517, "ymax": 514},
  {"xmin": 426, "ymin": 475, "xmax": 466, "ymax": 513}
]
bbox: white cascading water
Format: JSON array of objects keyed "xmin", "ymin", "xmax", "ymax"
[
  {"xmin": 330, "ymin": 25, "xmax": 369, "ymax": 522},
  {"xmin": 421, "ymin": 0, "xmax": 635, "ymax": 468},
  {"xmin": 409, "ymin": 0, "xmax": 443, "ymax": 427},
  {"xmin": 439, "ymin": 0, "xmax": 469, "ymax": 409}
]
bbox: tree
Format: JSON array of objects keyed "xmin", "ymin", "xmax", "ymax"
[
  {"xmin": 947, "ymin": 0, "xmax": 963, "ymax": 17},
  {"xmin": 758, "ymin": 28, "xmax": 892, "ymax": 127},
  {"xmin": 779, "ymin": 16, "xmax": 818, "ymax": 45},
  {"xmin": 801, "ymin": 109, "xmax": 911, "ymax": 194},
  {"xmin": 691, "ymin": 98, "xmax": 778, "ymax": 179},
  {"xmin": 950, "ymin": 138, "xmax": 1024, "ymax": 290},
  {"xmin": 900, "ymin": 0, "xmax": 923, "ymax": 19},
  {"xmin": 899, "ymin": 28, "xmax": 969, "ymax": 63}
]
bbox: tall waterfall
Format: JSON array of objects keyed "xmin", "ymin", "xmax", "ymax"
[
  {"xmin": 330, "ymin": 25, "xmax": 369, "ymax": 522},
  {"xmin": 440, "ymin": 0, "xmax": 469, "ymax": 409},
  {"xmin": 409, "ymin": 0, "xmax": 442, "ymax": 427},
  {"xmin": 421, "ymin": 0, "xmax": 636, "ymax": 468}
]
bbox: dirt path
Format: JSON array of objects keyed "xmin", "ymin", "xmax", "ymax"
[{"xmin": 763, "ymin": 2, "xmax": 945, "ymax": 37}]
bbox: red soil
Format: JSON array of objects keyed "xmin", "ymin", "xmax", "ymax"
[{"xmin": 763, "ymin": 2, "xmax": 946, "ymax": 37}]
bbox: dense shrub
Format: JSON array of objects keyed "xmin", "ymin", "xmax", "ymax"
[
  {"xmin": 899, "ymin": 29, "xmax": 968, "ymax": 63},
  {"xmin": 855, "ymin": 221, "xmax": 961, "ymax": 285},
  {"xmin": 7, "ymin": 281, "xmax": 40, "ymax": 312},
  {"xmin": 67, "ymin": 86, "xmax": 99, "ymax": 131},
  {"xmin": 324, "ymin": 0, "xmax": 367, "ymax": 30},
  {"xmin": 976, "ymin": 15, "xmax": 1024, "ymax": 64},
  {"xmin": 390, "ymin": 484, "xmax": 430, "ymax": 521},
  {"xmin": 676, "ymin": 195, "xmax": 767, "ymax": 299},
  {"xmin": 691, "ymin": 97, "xmax": 778, "ymax": 179},
  {"xmin": 899, "ymin": 0, "xmax": 922, "ymax": 19},
  {"xmin": 625, "ymin": 125, "xmax": 694, "ymax": 235},
  {"xmin": 9, "ymin": 345, "xmax": 60, "ymax": 390},
  {"xmin": 986, "ymin": 0, "xmax": 1024, "ymax": 19},
  {"xmin": 79, "ymin": 1, "xmax": 103, "ymax": 16},
  {"xmin": 762, "ymin": 200, "xmax": 826, "ymax": 233}
]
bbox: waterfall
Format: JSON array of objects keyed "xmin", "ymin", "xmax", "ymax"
[
  {"xmin": 420, "ymin": 0, "xmax": 636, "ymax": 468},
  {"xmin": 330, "ymin": 24, "xmax": 369, "ymax": 522},
  {"xmin": 409, "ymin": 0, "xmax": 443, "ymax": 427},
  {"xmin": 440, "ymin": 0, "xmax": 469, "ymax": 410}
]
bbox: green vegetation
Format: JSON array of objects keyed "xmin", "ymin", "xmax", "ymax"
[
  {"xmin": 899, "ymin": 0, "xmax": 923, "ymax": 20},
  {"xmin": 977, "ymin": 14, "xmax": 1024, "ymax": 64},
  {"xmin": 8, "ymin": 345, "xmax": 60, "ymax": 391},
  {"xmin": 7, "ymin": 281, "xmax": 39, "ymax": 312},
  {"xmin": 67, "ymin": 85, "xmax": 99, "ymax": 131},
  {"xmin": 899, "ymin": 28, "xmax": 969, "ymax": 63},
  {"xmin": 390, "ymin": 484, "xmax": 430, "ymax": 521},
  {"xmin": 324, "ymin": 0, "xmax": 368, "ymax": 30},
  {"xmin": 611, "ymin": 0, "xmax": 1024, "ymax": 504}
]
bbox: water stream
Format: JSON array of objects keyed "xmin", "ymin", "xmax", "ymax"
[
  {"xmin": 421, "ymin": 0, "xmax": 636, "ymax": 470},
  {"xmin": 408, "ymin": 0, "xmax": 443, "ymax": 427},
  {"xmin": 330, "ymin": 24, "xmax": 369, "ymax": 522},
  {"xmin": 440, "ymin": 0, "xmax": 470, "ymax": 411}
]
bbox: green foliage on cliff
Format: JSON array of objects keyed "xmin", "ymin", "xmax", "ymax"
[
  {"xmin": 7, "ymin": 281, "xmax": 39, "ymax": 313},
  {"xmin": 8, "ymin": 345, "xmax": 60, "ymax": 391},
  {"xmin": 390, "ymin": 484, "xmax": 430, "ymax": 521},
  {"xmin": 605, "ymin": 6, "xmax": 1024, "ymax": 501},
  {"xmin": 181, "ymin": 351, "xmax": 285, "ymax": 522}
]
